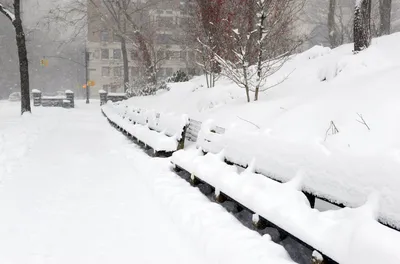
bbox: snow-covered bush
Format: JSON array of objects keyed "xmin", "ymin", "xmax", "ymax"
[{"xmin": 167, "ymin": 70, "xmax": 189, "ymax": 83}]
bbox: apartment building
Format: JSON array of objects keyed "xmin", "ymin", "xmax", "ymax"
[{"xmin": 86, "ymin": 0, "xmax": 198, "ymax": 97}]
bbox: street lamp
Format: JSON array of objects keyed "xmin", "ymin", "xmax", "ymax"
[{"xmin": 85, "ymin": 43, "xmax": 89, "ymax": 104}]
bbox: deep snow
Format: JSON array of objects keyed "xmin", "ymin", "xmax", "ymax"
[
  {"xmin": 126, "ymin": 32, "xmax": 400, "ymax": 229},
  {"xmin": 0, "ymin": 101, "xmax": 294, "ymax": 264}
]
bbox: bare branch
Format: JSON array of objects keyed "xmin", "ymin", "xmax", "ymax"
[{"xmin": 356, "ymin": 113, "xmax": 371, "ymax": 131}]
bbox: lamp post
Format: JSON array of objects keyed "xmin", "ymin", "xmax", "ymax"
[{"xmin": 85, "ymin": 43, "xmax": 89, "ymax": 104}]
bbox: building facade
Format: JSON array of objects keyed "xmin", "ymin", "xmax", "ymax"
[{"xmin": 86, "ymin": 0, "xmax": 198, "ymax": 97}]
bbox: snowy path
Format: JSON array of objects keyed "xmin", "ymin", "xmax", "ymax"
[
  {"xmin": 0, "ymin": 101, "xmax": 294, "ymax": 264},
  {"xmin": 0, "ymin": 102, "xmax": 204, "ymax": 264}
]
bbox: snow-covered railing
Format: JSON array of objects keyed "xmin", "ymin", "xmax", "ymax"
[
  {"xmin": 32, "ymin": 90, "xmax": 74, "ymax": 108},
  {"xmin": 171, "ymin": 147, "xmax": 400, "ymax": 264},
  {"xmin": 102, "ymin": 102, "xmax": 189, "ymax": 155}
]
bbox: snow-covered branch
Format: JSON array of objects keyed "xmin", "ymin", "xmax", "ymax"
[{"xmin": 0, "ymin": 3, "xmax": 15, "ymax": 22}]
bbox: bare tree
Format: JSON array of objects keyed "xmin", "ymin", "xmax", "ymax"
[
  {"xmin": 328, "ymin": 0, "xmax": 339, "ymax": 47},
  {"xmin": 208, "ymin": 0, "xmax": 303, "ymax": 102},
  {"xmin": 379, "ymin": 0, "xmax": 392, "ymax": 35},
  {"xmin": 354, "ymin": 0, "xmax": 372, "ymax": 52},
  {"xmin": 0, "ymin": 0, "xmax": 31, "ymax": 114},
  {"xmin": 304, "ymin": 0, "xmax": 355, "ymax": 48}
]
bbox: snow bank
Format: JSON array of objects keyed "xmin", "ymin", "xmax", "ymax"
[
  {"xmin": 0, "ymin": 101, "xmax": 61, "ymax": 179},
  {"xmin": 126, "ymin": 32, "xmax": 400, "ymax": 228},
  {"xmin": 171, "ymin": 148, "xmax": 400, "ymax": 264}
]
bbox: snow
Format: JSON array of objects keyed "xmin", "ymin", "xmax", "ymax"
[
  {"xmin": 31, "ymin": 89, "xmax": 41, "ymax": 93},
  {"xmin": 171, "ymin": 148, "xmax": 400, "ymax": 264},
  {"xmin": 126, "ymin": 32, "xmax": 400, "ymax": 229},
  {"xmin": 98, "ymin": 89, "xmax": 107, "ymax": 94},
  {"xmin": 0, "ymin": 100, "xmax": 294, "ymax": 264},
  {"xmin": 65, "ymin": 90, "xmax": 74, "ymax": 94},
  {"xmin": 42, "ymin": 95, "xmax": 67, "ymax": 99},
  {"xmin": 108, "ymin": 92, "xmax": 127, "ymax": 96}
]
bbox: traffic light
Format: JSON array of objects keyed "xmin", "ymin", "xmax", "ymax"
[{"xmin": 40, "ymin": 59, "xmax": 48, "ymax": 67}]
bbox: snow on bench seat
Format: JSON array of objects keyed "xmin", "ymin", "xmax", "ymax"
[
  {"xmin": 196, "ymin": 120, "xmax": 400, "ymax": 230},
  {"xmin": 102, "ymin": 102, "xmax": 188, "ymax": 153},
  {"xmin": 171, "ymin": 147, "xmax": 400, "ymax": 264}
]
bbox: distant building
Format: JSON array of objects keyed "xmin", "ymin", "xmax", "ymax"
[{"xmin": 86, "ymin": 0, "xmax": 198, "ymax": 97}]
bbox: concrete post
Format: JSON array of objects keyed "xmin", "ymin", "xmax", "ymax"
[
  {"xmin": 99, "ymin": 90, "xmax": 108, "ymax": 106},
  {"xmin": 65, "ymin": 90, "xmax": 74, "ymax": 108},
  {"xmin": 32, "ymin": 89, "xmax": 42, "ymax": 106}
]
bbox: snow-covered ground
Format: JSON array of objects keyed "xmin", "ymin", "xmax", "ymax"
[
  {"xmin": 126, "ymin": 32, "xmax": 400, "ymax": 229},
  {"xmin": 0, "ymin": 101, "xmax": 294, "ymax": 264}
]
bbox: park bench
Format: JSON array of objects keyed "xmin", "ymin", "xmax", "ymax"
[
  {"xmin": 170, "ymin": 119, "xmax": 400, "ymax": 264},
  {"xmin": 102, "ymin": 102, "xmax": 188, "ymax": 155}
]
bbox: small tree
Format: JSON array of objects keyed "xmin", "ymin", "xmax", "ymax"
[
  {"xmin": 0, "ymin": 0, "xmax": 31, "ymax": 114},
  {"xmin": 354, "ymin": 0, "xmax": 372, "ymax": 52},
  {"xmin": 210, "ymin": 0, "xmax": 303, "ymax": 102}
]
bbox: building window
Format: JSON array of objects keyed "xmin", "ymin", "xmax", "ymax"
[
  {"xmin": 157, "ymin": 16, "xmax": 174, "ymax": 28},
  {"xmin": 130, "ymin": 67, "xmax": 140, "ymax": 77},
  {"xmin": 166, "ymin": 68, "xmax": 173, "ymax": 76},
  {"xmin": 102, "ymin": 67, "xmax": 110, "ymax": 77},
  {"xmin": 101, "ymin": 49, "xmax": 109, "ymax": 60},
  {"xmin": 188, "ymin": 51, "xmax": 194, "ymax": 60},
  {"xmin": 130, "ymin": 50, "xmax": 139, "ymax": 60},
  {"xmin": 113, "ymin": 67, "xmax": 122, "ymax": 77},
  {"xmin": 113, "ymin": 49, "xmax": 121, "ymax": 60},
  {"xmin": 156, "ymin": 34, "xmax": 172, "ymax": 45},
  {"xmin": 180, "ymin": 51, "xmax": 186, "ymax": 60},
  {"xmin": 113, "ymin": 33, "xmax": 121, "ymax": 42},
  {"xmin": 100, "ymin": 31, "xmax": 109, "ymax": 42},
  {"xmin": 157, "ymin": 50, "xmax": 164, "ymax": 59}
]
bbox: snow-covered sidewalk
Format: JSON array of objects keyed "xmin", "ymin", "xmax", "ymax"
[{"xmin": 0, "ymin": 101, "xmax": 294, "ymax": 264}]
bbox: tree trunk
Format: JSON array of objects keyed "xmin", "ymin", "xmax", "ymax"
[
  {"xmin": 328, "ymin": 0, "xmax": 338, "ymax": 48},
  {"xmin": 379, "ymin": 0, "xmax": 392, "ymax": 36},
  {"xmin": 120, "ymin": 36, "xmax": 129, "ymax": 92},
  {"xmin": 254, "ymin": 12, "xmax": 266, "ymax": 102},
  {"xmin": 354, "ymin": 0, "xmax": 372, "ymax": 52},
  {"xmin": 13, "ymin": 0, "xmax": 31, "ymax": 114}
]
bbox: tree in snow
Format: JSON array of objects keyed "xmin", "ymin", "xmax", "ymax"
[
  {"xmin": 354, "ymin": 0, "xmax": 372, "ymax": 52},
  {"xmin": 0, "ymin": 0, "xmax": 31, "ymax": 114},
  {"xmin": 49, "ymin": 0, "xmax": 165, "ymax": 95},
  {"xmin": 207, "ymin": 0, "xmax": 303, "ymax": 102},
  {"xmin": 378, "ymin": 0, "xmax": 392, "ymax": 35},
  {"xmin": 304, "ymin": 0, "xmax": 355, "ymax": 48},
  {"xmin": 182, "ymin": 0, "xmax": 234, "ymax": 88}
]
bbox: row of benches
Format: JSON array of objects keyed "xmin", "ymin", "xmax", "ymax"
[
  {"xmin": 102, "ymin": 102, "xmax": 400, "ymax": 264},
  {"xmin": 102, "ymin": 102, "xmax": 188, "ymax": 155},
  {"xmin": 170, "ymin": 120, "xmax": 400, "ymax": 264}
]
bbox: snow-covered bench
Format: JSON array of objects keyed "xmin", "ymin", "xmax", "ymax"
[
  {"xmin": 102, "ymin": 102, "xmax": 189, "ymax": 155},
  {"xmin": 170, "ymin": 120, "xmax": 400, "ymax": 264},
  {"xmin": 194, "ymin": 120, "xmax": 400, "ymax": 228},
  {"xmin": 171, "ymin": 147, "xmax": 400, "ymax": 264}
]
